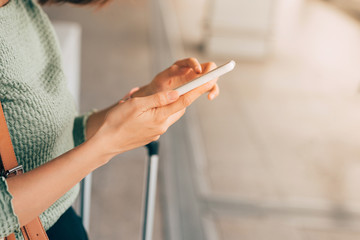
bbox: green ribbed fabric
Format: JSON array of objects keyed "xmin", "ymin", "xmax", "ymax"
[{"xmin": 0, "ymin": 0, "xmax": 89, "ymax": 238}]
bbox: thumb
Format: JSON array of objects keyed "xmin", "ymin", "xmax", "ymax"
[{"xmin": 139, "ymin": 90, "xmax": 179, "ymax": 110}]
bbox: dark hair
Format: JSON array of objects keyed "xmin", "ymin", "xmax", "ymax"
[{"xmin": 39, "ymin": 0, "xmax": 109, "ymax": 6}]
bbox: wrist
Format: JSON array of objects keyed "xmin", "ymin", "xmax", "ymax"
[{"xmin": 84, "ymin": 129, "xmax": 116, "ymax": 167}]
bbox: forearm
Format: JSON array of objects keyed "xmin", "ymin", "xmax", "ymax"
[{"xmin": 6, "ymin": 136, "xmax": 111, "ymax": 227}]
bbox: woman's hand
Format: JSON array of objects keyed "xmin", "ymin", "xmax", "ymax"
[
  {"xmin": 95, "ymin": 90, "xmax": 180, "ymax": 157},
  {"xmin": 93, "ymin": 77, "xmax": 218, "ymax": 159},
  {"xmin": 85, "ymin": 58, "xmax": 221, "ymax": 140},
  {"xmin": 132, "ymin": 58, "xmax": 220, "ymax": 100}
]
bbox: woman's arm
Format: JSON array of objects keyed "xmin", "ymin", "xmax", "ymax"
[
  {"xmin": 6, "ymin": 76, "xmax": 216, "ymax": 228},
  {"xmin": 7, "ymin": 90, "xmax": 177, "ymax": 227},
  {"xmin": 6, "ymin": 134, "xmax": 107, "ymax": 228}
]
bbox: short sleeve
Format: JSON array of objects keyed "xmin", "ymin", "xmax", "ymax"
[{"xmin": 0, "ymin": 176, "xmax": 20, "ymax": 237}]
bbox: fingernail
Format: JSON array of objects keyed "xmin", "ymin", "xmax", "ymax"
[
  {"xmin": 167, "ymin": 91, "xmax": 179, "ymax": 101},
  {"xmin": 196, "ymin": 66, "xmax": 202, "ymax": 73},
  {"xmin": 209, "ymin": 94, "xmax": 215, "ymax": 100}
]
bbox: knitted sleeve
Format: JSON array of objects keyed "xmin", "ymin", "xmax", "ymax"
[
  {"xmin": 72, "ymin": 111, "xmax": 94, "ymax": 147},
  {"xmin": 0, "ymin": 177, "xmax": 20, "ymax": 237}
]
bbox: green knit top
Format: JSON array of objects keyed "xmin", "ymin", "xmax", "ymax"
[{"xmin": 0, "ymin": 0, "xmax": 89, "ymax": 238}]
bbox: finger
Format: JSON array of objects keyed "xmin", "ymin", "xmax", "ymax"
[
  {"xmin": 174, "ymin": 57, "xmax": 202, "ymax": 74},
  {"xmin": 208, "ymin": 83, "xmax": 219, "ymax": 100},
  {"xmin": 136, "ymin": 90, "xmax": 179, "ymax": 110},
  {"xmin": 200, "ymin": 61, "xmax": 217, "ymax": 74},
  {"xmin": 199, "ymin": 62, "xmax": 218, "ymax": 99},
  {"xmin": 172, "ymin": 61, "xmax": 218, "ymax": 88},
  {"xmin": 160, "ymin": 80, "xmax": 215, "ymax": 116},
  {"xmin": 128, "ymin": 87, "xmax": 140, "ymax": 96},
  {"xmin": 166, "ymin": 108, "xmax": 186, "ymax": 126},
  {"xmin": 120, "ymin": 87, "xmax": 140, "ymax": 102}
]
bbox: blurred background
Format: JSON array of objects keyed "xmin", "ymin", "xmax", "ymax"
[{"xmin": 44, "ymin": 0, "xmax": 360, "ymax": 239}]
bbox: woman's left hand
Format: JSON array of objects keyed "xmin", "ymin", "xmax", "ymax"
[{"xmin": 132, "ymin": 58, "xmax": 220, "ymax": 100}]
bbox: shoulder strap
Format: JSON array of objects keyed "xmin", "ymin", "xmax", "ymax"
[{"xmin": 0, "ymin": 100, "xmax": 49, "ymax": 240}]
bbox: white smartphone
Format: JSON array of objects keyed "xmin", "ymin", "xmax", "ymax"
[{"xmin": 175, "ymin": 60, "xmax": 236, "ymax": 96}]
